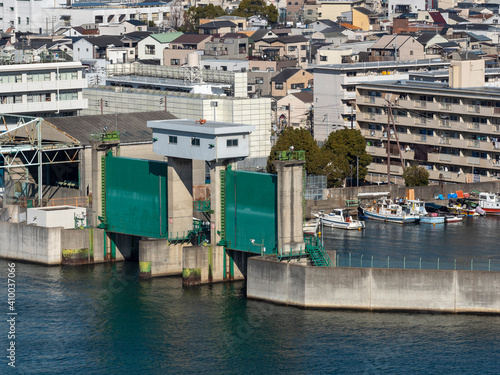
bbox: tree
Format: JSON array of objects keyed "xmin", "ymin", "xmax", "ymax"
[
  {"xmin": 148, "ymin": 21, "xmax": 157, "ymax": 28},
  {"xmin": 232, "ymin": 0, "xmax": 278, "ymax": 23},
  {"xmin": 266, "ymin": 128, "xmax": 326, "ymax": 175},
  {"xmin": 402, "ymin": 165, "xmax": 429, "ymax": 187},
  {"xmin": 321, "ymin": 128, "xmax": 372, "ymax": 187},
  {"xmin": 167, "ymin": 0, "xmax": 185, "ymax": 29},
  {"xmin": 182, "ymin": 5, "xmax": 227, "ymax": 32}
]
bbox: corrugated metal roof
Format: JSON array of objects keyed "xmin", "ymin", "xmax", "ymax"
[{"xmin": 46, "ymin": 111, "xmax": 177, "ymax": 146}]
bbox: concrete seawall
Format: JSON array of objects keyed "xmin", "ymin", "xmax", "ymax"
[{"xmin": 247, "ymin": 257, "xmax": 500, "ymax": 314}]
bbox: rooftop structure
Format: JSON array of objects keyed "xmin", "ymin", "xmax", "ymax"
[{"xmin": 148, "ymin": 119, "xmax": 254, "ymax": 161}]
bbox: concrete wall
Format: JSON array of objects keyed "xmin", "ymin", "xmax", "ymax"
[
  {"xmin": 0, "ymin": 222, "xmax": 61, "ymax": 265},
  {"xmin": 247, "ymin": 257, "xmax": 500, "ymax": 314},
  {"xmin": 306, "ymin": 180, "xmax": 500, "ymax": 217},
  {"xmin": 0, "ymin": 222, "xmax": 105, "ymax": 265},
  {"xmin": 183, "ymin": 244, "xmax": 229, "ymax": 285},
  {"xmin": 139, "ymin": 239, "xmax": 184, "ymax": 278}
]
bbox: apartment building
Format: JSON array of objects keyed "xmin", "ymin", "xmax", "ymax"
[
  {"xmin": 356, "ymin": 60, "xmax": 500, "ymax": 183},
  {"xmin": 0, "ymin": 61, "xmax": 87, "ymax": 117},
  {"xmin": 313, "ymin": 58, "xmax": 450, "ymax": 141}
]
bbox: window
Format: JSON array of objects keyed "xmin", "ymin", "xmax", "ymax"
[
  {"xmin": 301, "ymin": 45, "xmax": 306, "ymax": 50},
  {"xmin": 255, "ymin": 77, "xmax": 263, "ymax": 84},
  {"xmin": 291, "ymin": 83, "xmax": 304, "ymax": 89},
  {"xmin": 221, "ymin": 66, "xmax": 227, "ymax": 71},
  {"xmin": 145, "ymin": 45, "xmax": 155, "ymax": 55},
  {"xmin": 301, "ymin": 57, "xmax": 306, "ymax": 62},
  {"xmin": 45, "ymin": 93, "xmax": 51, "ymax": 102},
  {"xmin": 191, "ymin": 138, "xmax": 200, "ymax": 146},
  {"xmin": 17, "ymin": 17, "xmax": 20, "ymax": 25},
  {"xmin": 227, "ymin": 139, "xmax": 238, "ymax": 147},
  {"xmin": 275, "ymin": 83, "xmax": 283, "ymax": 90},
  {"xmin": 26, "ymin": 17, "xmax": 29, "ymax": 25},
  {"xmin": 170, "ymin": 59, "xmax": 180, "ymax": 65},
  {"xmin": 288, "ymin": 46, "xmax": 296, "ymax": 52},
  {"xmin": 169, "ymin": 136, "xmax": 177, "ymax": 144},
  {"xmin": 320, "ymin": 56, "xmax": 327, "ymax": 61}
]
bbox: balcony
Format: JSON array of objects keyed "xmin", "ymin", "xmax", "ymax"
[
  {"xmin": 414, "ymin": 134, "xmax": 427, "ymax": 142},
  {"xmin": 467, "ymin": 122, "xmax": 480, "ymax": 130},
  {"xmin": 414, "ymin": 117, "xmax": 427, "ymax": 126},
  {"xmin": 363, "ymin": 113, "xmax": 376, "ymax": 120},
  {"xmin": 440, "ymin": 120, "xmax": 451, "ymax": 128},
  {"xmin": 439, "ymin": 154, "xmax": 452, "ymax": 162},
  {"xmin": 440, "ymin": 137, "xmax": 451, "ymax": 145},
  {"xmin": 364, "ymin": 96, "xmax": 376, "ymax": 103},
  {"xmin": 468, "ymin": 105, "xmax": 480, "ymax": 113},
  {"xmin": 468, "ymin": 156, "xmax": 480, "ymax": 165},
  {"xmin": 440, "ymin": 103, "xmax": 452, "ymax": 110},
  {"xmin": 467, "ymin": 139, "xmax": 481, "ymax": 148},
  {"xmin": 415, "ymin": 100, "xmax": 427, "ymax": 108}
]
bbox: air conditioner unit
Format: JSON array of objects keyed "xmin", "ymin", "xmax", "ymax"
[{"xmin": 370, "ymin": 131, "xmax": 375, "ymax": 136}]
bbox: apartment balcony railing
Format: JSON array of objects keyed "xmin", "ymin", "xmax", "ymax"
[
  {"xmin": 468, "ymin": 139, "xmax": 481, "ymax": 148},
  {"xmin": 440, "ymin": 103, "xmax": 452, "ymax": 110},
  {"xmin": 468, "ymin": 105, "xmax": 480, "ymax": 113},
  {"xmin": 415, "ymin": 100, "xmax": 427, "ymax": 108}
]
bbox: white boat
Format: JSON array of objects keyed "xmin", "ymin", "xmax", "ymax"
[
  {"xmin": 420, "ymin": 213, "xmax": 445, "ymax": 224},
  {"xmin": 477, "ymin": 192, "xmax": 500, "ymax": 216},
  {"xmin": 444, "ymin": 215, "xmax": 463, "ymax": 223},
  {"xmin": 303, "ymin": 218, "xmax": 319, "ymax": 236},
  {"xmin": 361, "ymin": 198, "xmax": 418, "ymax": 224},
  {"xmin": 315, "ymin": 209, "xmax": 365, "ymax": 230}
]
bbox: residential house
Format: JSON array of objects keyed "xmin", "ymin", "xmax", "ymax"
[
  {"xmin": 254, "ymin": 35, "xmax": 310, "ymax": 68},
  {"xmin": 276, "ymin": 90, "xmax": 313, "ymax": 130},
  {"xmin": 198, "ymin": 20, "xmax": 237, "ymax": 35},
  {"xmin": 214, "ymin": 16, "xmax": 247, "ymax": 31},
  {"xmin": 107, "ymin": 47, "xmax": 136, "ymax": 63},
  {"xmin": 162, "ymin": 34, "xmax": 212, "ymax": 66},
  {"xmin": 271, "ymin": 68, "xmax": 313, "ymax": 97},
  {"xmin": 203, "ymin": 34, "xmax": 249, "ymax": 59},
  {"xmin": 316, "ymin": 46, "xmax": 353, "ymax": 65},
  {"xmin": 317, "ymin": 0, "xmax": 365, "ymax": 24},
  {"xmin": 352, "ymin": 7, "xmax": 381, "ymax": 31},
  {"xmin": 73, "ymin": 36, "xmax": 125, "ymax": 61},
  {"xmin": 248, "ymin": 70, "xmax": 277, "ymax": 97},
  {"xmin": 247, "ymin": 15, "xmax": 268, "ymax": 28},
  {"xmin": 369, "ymin": 34, "xmax": 425, "ymax": 62},
  {"xmin": 137, "ymin": 32, "xmax": 184, "ymax": 64},
  {"xmin": 417, "ymin": 32, "xmax": 450, "ymax": 57}
]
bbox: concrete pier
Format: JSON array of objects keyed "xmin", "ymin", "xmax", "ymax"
[
  {"xmin": 274, "ymin": 160, "xmax": 306, "ymax": 253},
  {"xmin": 247, "ymin": 257, "xmax": 500, "ymax": 314},
  {"xmin": 167, "ymin": 157, "xmax": 194, "ymax": 236},
  {"xmin": 0, "ymin": 221, "xmax": 105, "ymax": 265},
  {"xmin": 138, "ymin": 239, "xmax": 184, "ymax": 278}
]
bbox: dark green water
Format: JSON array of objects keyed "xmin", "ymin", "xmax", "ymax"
[{"xmin": 2, "ymin": 216, "xmax": 500, "ymax": 374}]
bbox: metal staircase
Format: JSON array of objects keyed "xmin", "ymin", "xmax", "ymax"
[{"xmin": 304, "ymin": 235, "xmax": 334, "ymax": 267}]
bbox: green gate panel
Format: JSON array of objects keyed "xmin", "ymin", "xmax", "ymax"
[
  {"xmin": 225, "ymin": 169, "xmax": 277, "ymax": 254},
  {"xmin": 105, "ymin": 156, "xmax": 167, "ymax": 238}
]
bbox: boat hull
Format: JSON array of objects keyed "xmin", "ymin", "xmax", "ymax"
[
  {"xmin": 321, "ymin": 218, "xmax": 365, "ymax": 230},
  {"xmin": 420, "ymin": 216, "xmax": 445, "ymax": 224},
  {"xmin": 363, "ymin": 210, "xmax": 417, "ymax": 224}
]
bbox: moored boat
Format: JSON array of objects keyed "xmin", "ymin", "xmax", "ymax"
[
  {"xmin": 303, "ymin": 218, "xmax": 319, "ymax": 236},
  {"xmin": 362, "ymin": 198, "xmax": 418, "ymax": 224},
  {"xmin": 420, "ymin": 213, "xmax": 445, "ymax": 224},
  {"xmin": 315, "ymin": 209, "xmax": 365, "ymax": 230},
  {"xmin": 477, "ymin": 192, "xmax": 500, "ymax": 215}
]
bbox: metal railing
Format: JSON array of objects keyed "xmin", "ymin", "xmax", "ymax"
[
  {"xmin": 46, "ymin": 196, "xmax": 90, "ymax": 207},
  {"xmin": 336, "ymin": 252, "xmax": 500, "ymax": 272}
]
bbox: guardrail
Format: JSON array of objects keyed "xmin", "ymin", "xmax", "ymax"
[{"xmin": 336, "ymin": 252, "xmax": 500, "ymax": 271}]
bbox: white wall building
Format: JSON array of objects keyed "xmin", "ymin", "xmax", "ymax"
[
  {"xmin": 0, "ymin": 0, "xmax": 171, "ymax": 34},
  {"xmin": 387, "ymin": 0, "xmax": 430, "ymax": 18},
  {"xmin": 313, "ymin": 59, "xmax": 450, "ymax": 141},
  {"xmin": 0, "ymin": 61, "xmax": 88, "ymax": 117}
]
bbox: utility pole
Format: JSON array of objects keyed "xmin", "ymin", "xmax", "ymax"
[{"xmin": 385, "ymin": 94, "xmax": 406, "ymax": 184}]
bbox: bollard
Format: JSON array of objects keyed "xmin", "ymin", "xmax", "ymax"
[
  {"xmin": 403, "ymin": 256, "xmax": 406, "ymax": 269},
  {"xmin": 360, "ymin": 254, "xmax": 364, "ymax": 268},
  {"xmin": 437, "ymin": 258, "xmax": 440, "ymax": 270}
]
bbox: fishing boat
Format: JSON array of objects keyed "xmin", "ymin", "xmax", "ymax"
[
  {"xmin": 477, "ymin": 192, "xmax": 500, "ymax": 215},
  {"xmin": 303, "ymin": 218, "xmax": 319, "ymax": 236},
  {"xmin": 314, "ymin": 209, "xmax": 365, "ymax": 230},
  {"xmin": 361, "ymin": 198, "xmax": 418, "ymax": 224},
  {"xmin": 406, "ymin": 199, "xmax": 445, "ymax": 224},
  {"xmin": 444, "ymin": 215, "xmax": 463, "ymax": 223},
  {"xmin": 448, "ymin": 198, "xmax": 485, "ymax": 216},
  {"xmin": 420, "ymin": 213, "xmax": 445, "ymax": 224}
]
